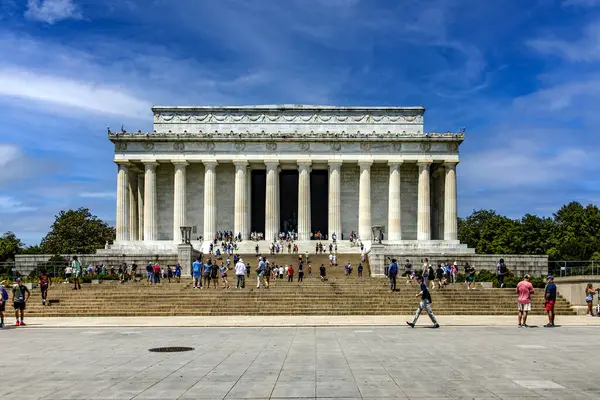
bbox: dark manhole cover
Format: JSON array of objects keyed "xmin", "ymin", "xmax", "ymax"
[{"xmin": 148, "ymin": 347, "xmax": 194, "ymax": 353}]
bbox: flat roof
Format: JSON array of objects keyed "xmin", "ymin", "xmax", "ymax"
[{"xmin": 152, "ymin": 104, "xmax": 426, "ymax": 113}]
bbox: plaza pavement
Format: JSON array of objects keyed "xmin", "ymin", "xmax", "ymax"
[
  {"xmin": 14, "ymin": 314, "xmax": 600, "ymax": 328},
  {"xmin": 1, "ymin": 325, "xmax": 599, "ymax": 399}
]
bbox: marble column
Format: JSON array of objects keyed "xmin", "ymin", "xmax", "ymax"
[
  {"xmin": 115, "ymin": 163, "xmax": 129, "ymax": 242},
  {"xmin": 203, "ymin": 161, "xmax": 218, "ymax": 242},
  {"xmin": 358, "ymin": 161, "xmax": 372, "ymax": 241},
  {"xmin": 328, "ymin": 161, "xmax": 342, "ymax": 240},
  {"xmin": 297, "ymin": 161, "xmax": 312, "ymax": 241},
  {"xmin": 137, "ymin": 174, "xmax": 144, "ymax": 241},
  {"xmin": 246, "ymin": 165, "xmax": 252, "ymax": 236},
  {"xmin": 173, "ymin": 162, "xmax": 188, "ymax": 243},
  {"xmin": 417, "ymin": 161, "xmax": 432, "ymax": 241},
  {"xmin": 387, "ymin": 162, "xmax": 402, "ymax": 241},
  {"xmin": 444, "ymin": 162, "xmax": 458, "ymax": 241},
  {"xmin": 265, "ymin": 161, "xmax": 280, "ymax": 242},
  {"xmin": 143, "ymin": 162, "xmax": 158, "ymax": 241},
  {"xmin": 128, "ymin": 170, "xmax": 138, "ymax": 241},
  {"xmin": 234, "ymin": 161, "xmax": 249, "ymax": 239}
]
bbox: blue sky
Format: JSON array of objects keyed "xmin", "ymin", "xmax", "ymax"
[{"xmin": 1, "ymin": 0, "xmax": 600, "ymax": 245}]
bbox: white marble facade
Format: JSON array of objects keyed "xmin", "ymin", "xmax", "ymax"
[{"xmin": 110, "ymin": 105, "xmax": 466, "ymax": 253}]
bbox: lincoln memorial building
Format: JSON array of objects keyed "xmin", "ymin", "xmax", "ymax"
[{"xmin": 108, "ymin": 105, "xmax": 472, "ymax": 255}]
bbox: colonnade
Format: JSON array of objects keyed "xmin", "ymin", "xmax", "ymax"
[{"xmin": 114, "ymin": 160, "xmax": 458, "ymax": 243}]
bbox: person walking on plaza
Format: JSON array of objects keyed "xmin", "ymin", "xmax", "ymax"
[
  {"xmin": 585, "ymin": 283, "xmax": 596, "ymax": 316},
  {"xmin": 497, "ymin": 258, "xmax": 508, "ymax": 288},
  {"xmin": 192, "ymin": 257, "xmax": 202, "ymax": 289},
  {"xmin": 72, "ymin": 256, "xmax": 82, "ymax": 290},
  {"xmin": 406, "ymin": 276, "xmax": 439, "ymax": 329},
  {"xmin": 388, "ymin": 258, "xmax": 398, "ymax": 292},
  {"xmin": 39, "ymin": 271, "xmax": 51, "ymax": 305},
  {"xmin": 544, "ymin": 275, "xmax": 557, "ymax": 327},
  {"xmin": 516, "ymin": 274, "xmax": 534, "ymax": 327},
  {"xmin": 0, "ymin": 280, "xmax": 8, "ymax": 328},
  {"xmin": 235, "ymin": 258, "xmax": 246, "ymax": 289},
  {"xmin": 12, "ymin": 278, "xmax": 30, "ymax": 326}
]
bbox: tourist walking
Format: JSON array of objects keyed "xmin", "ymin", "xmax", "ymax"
[
  {"xmin": 175, "ymin": 263, "xmax": 182, "ymax": 283},
  {"xmin": 220, "ymin": 263, "xmax": 230, "ymax": 289},
  {"xmin": 246, "ymin": 262, "xmax": 251, "ymax": 278},
  {"xmin": 287, "ymin": 265, "xmax": 294, "ymax": 282},
  {"xmin": 466, "ymin": 264, "xmax": 476, "ymax": 289},
  {"xmin": 0, "ymin": 280, "xmax": 8, "ymax": 328},
  {"xmin": 167, "ymin": 266, "xmax": 173, "ymax": 283},
  {"xmin": 388, "ymin": 258, "xmax": 398, "ymax": 292},
  {"xmin": 357, "ymin": 263, "xmax": 363, "ymax": 279},
  {"xmin": 404, "ymin": 259, "xmax": 412, "ymax": 282},
  {"xmin": 192, "ymin": 257, "xmax": 202, "ymax": 289},
  {"xmin": 264, "ymin": 262, "xmax": 272, "ymax": 287},
  {"xmin": 12, "ymin": 278, "xmax": 30, "ymax": 326},
  {"xmin": 544, "ymin": 275, "xmax": 557, "ymax": 327},
  {"xmin": 146, "ymin": 263, "xmax": 153, "ymax": 284},
  {"xmin": 153, "ymin": 263, "xmax": 161, "ymax": 284},
  {"xmin": 406, "ymin": 276, "xmax": 439, "ymax": 328},
  {"xmin": 39, "ymin": 271, "xmax": 51, "ymax": 305},
  {"xmin": 235, "ymin": 258, "xmax": 246, "ymax": 289},
  {"xmin": 298, "ymin": 263, "xmax": 304, "ymax": 282},
  {"xmin": 64, "ymin": 264, "xmax": 72, "ymax": 283},
  {"xmin": 497, "ymin": 258, "xmax": 507, "ymax": 288},
  {"xmin": 203, "ymin": 260, "xmax": 212, "ymax": 289},
  {"xmin": 320, "ymin": 264, "xmax": 327, "ymax": 281},
  {"xmin": 585, "ymin": 283, "xmax": 596, "ymax": 316},
  {"xmin": 516, "ymin": 274, "xmax": 534, "ymax": 327},
  {"xmin": 72, "ymin": 256, "xmax": 82, "ymax": 290}
]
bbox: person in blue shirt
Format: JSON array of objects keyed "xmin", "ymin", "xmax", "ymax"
[
  {"xmin": 388, "ymin": 258, "xmax": 398, "ymax": 292},
  {"xmin": 406, "ymin": 276, "xmax": 439, "ymax": 328},
  {"xmin": 175, "ymin": 263, "xmax": 181, "ymax": 283},
  {"xmin": 192, "ymin": 258, "xmax": 202, "ymax": 289},
  {"xmin": 544, "ymin": 275, "xmax": 557, "ymax": 328},
  {"xmin": 203, "ymin": 261, "xmax": 212, "ymax": 289}
]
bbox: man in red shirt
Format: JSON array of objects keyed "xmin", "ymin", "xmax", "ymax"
[
  {"xmin": 516, "ymin": 274, "xmax": 535, "ymax": 328},
  {"xmin": 287, "ymin": 266, "xmax": 294, "ymax": 282}
]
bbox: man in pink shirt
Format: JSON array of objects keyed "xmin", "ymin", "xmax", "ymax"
[{"xmin": 516, "ymin": 274, "xmax": 535, "ymax": 328}]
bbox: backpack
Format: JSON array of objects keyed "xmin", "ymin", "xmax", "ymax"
[{"xmin": 1, "ymin": 288, "xmax": 8, "ymax": 301}]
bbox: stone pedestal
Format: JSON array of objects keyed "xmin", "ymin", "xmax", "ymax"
[{"xmin": 177, "ymin": 244, "xmax": 195, "ymax": 276}]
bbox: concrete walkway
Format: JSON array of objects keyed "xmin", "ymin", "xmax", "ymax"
[{"xmin": 17, "ymin": 315, "xmax": 600, "ymax": 328}]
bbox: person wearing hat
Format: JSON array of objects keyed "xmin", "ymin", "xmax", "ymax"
[
  {"xmin": 0, "ymin": 280, "xmax": 9, "ymax": 328},
  {"xmin": 406, "ymin": 276, "xmax": 439, "ymax": 328},
  {"xmin": 12, "ymin": 278, "xmax": 30, "ymax": 326},
  {"xmin": 544, "ymin": 275, "xmax": 557, "ymax": 328}
]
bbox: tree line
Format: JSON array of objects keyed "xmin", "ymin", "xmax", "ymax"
[{"xmin": 1, "ymin": 202, "xmax": 599, "ymax": 263}]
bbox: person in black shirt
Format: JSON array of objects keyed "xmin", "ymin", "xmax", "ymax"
[{"xmin": 406, "ymin": 276, "xmax": 439, "ymax": 328}]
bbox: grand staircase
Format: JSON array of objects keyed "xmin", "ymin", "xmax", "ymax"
[{"xmin": 24, "ymin": 253, "xmax": 574, "ymax": 317}]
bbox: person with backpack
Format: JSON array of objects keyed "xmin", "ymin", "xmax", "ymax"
[
  {"xmin": 497, "ymin": 258, "xmax": 508, "ymax": 288},
  {"xmin": 388, "ymin": 258, "xmax": 398, "ymax": 292},
  {"xmin": 0, "ymin": 280, "xmax": 8, "ymax": 328},
  {"xmin": 406, "ymin": 276, "xmax": 439, "ymax": 329},
  {"xmin": 235, "ymin": 258, "xmax": 246, "ymax": 289}
]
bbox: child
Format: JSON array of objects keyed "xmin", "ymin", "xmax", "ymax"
[
  {"xmin": 407, "ymin": 270, "xmax": 416, "ymax": 285},
  {"xmin": 307, "ymin": 265, "xmax": 312, "ymax": 276}
]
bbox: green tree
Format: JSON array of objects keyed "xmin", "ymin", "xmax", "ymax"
[
  {"xmin": 520, "ymin": 214, "xmax": 557, "ymax": 256},
  {"xmin": 458, "ymin": 210, "xmax": 523, "ymax": 254},
  {"xmin": 0, "ymin": 231, "xmax": 24, "ymax": 262},
  {"xmin": 40, "ymin": 208, "xmax": 115, "ymax": 254},
  {"xmin": 552, "ymin": 202, "xmax": 600, "ymax": 260}
]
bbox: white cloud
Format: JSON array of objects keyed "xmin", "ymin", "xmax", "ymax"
[
  {"xmin": 0, "ymin": 143, "xmax": 33, "ymax": 182},
  {"xmin": 0, "ymin": 66, "xmax": 151, "ymax": 119},
  {"xmin": 79, "ymin": 191, "xmax": 116, "ymax": 199},
  {"xmin": 527, "ymin": 22, "xmax": 600, "ymax": 62},
  {"xmin": 25, "ymin": 0, "xmax": 82, "ymax": 24},
  {"xmin": 0, "ymin": 195, "xmax": 36, "ymax": 213}
]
